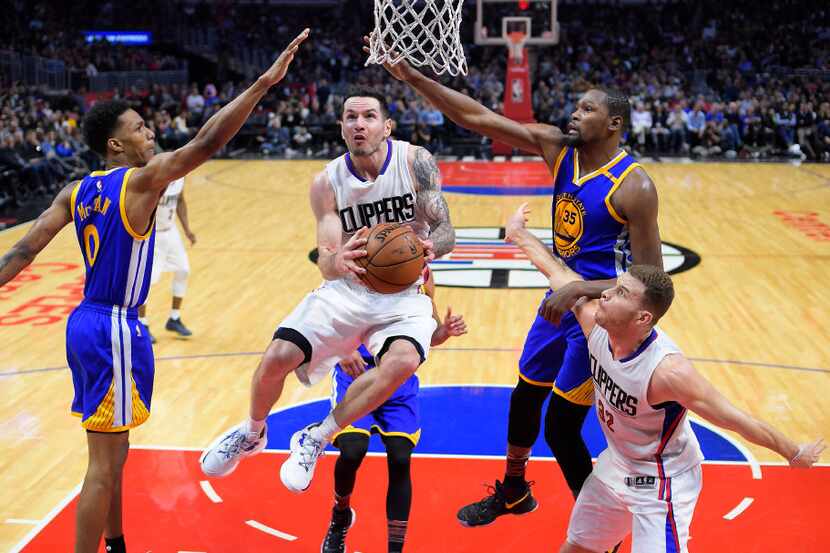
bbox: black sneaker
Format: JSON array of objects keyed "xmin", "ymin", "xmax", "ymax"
[
  {"xmin": 321, "ymin": 507, "xmax": 355, "ymax": 553},
  {"xmin": 165, "ymin": 317, "xmax": 192, "ymax": 337},
  {"xmin": 457, "ymin": 480, "xmax": 537, "ymax": 527}
]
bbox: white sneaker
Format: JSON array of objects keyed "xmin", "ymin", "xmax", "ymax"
[
  {"xmin": 280, "ymin": 423, "xmax": 327, "ymax": 493},
  {"xmin": 200, "ymin": 423, "xmax": 267, "ymax": 477}
]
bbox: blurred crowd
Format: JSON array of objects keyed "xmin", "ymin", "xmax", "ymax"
[{"xmin": 1, "ymin": 0, "xmax": 828, "ymax": 208}]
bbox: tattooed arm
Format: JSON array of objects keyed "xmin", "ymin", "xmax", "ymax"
[
  {"xmin": 0, "ymin": 182, "xmax": 74, "ymax": 286},
  {"xmin": 408, "ymin": 146, "xmax": 455, "ymax": 257}
]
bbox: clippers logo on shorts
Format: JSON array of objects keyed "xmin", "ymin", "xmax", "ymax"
[
  {"xmin": 554, "ymin": 194, "xmax": 586, "ymax": 258},
  {"xmin": 339, "ymin": 193, "xmax": 415, "ymax": 234},
  {"xmin": 624, "ymin": 475, "xmax": 658, "ymax": 490},
  {"xmin": 590, "ymin": 353, "xmax": 637, "ymax": 416},
  {"xmin": 427, "ymin": 227, "xmax": 701, "ymax": 289}
]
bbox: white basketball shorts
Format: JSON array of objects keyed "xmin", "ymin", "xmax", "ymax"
[
  {"xmin": 275, "ymin": 278, "xmax": 436, "ymax": 386},
  {"xmin": 567, "ymin": 464, "xmax": 702, "ymax": 553},
  {"xmin": 150, "ymin": 226, "xmax": 190, "ymax": 284}
]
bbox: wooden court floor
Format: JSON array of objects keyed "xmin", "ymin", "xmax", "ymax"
[{"xmin": 1, "ymin": 159, "xmax": 828, "ymax": 550}]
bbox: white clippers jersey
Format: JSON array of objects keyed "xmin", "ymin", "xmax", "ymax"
[
  {"xmin": 326, "ymin": 139, "xmax": 428, "ymax": 242},
  {"xmin": 587, "ymin": 325, "xmax": 704, "ymax": 486},
  {"xmin": 155, "ymin": 177, "xmax": 185, "ymax": 232}
]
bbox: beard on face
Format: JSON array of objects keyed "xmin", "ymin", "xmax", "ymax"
[
  {"xmin": 562, "ymin": 130, "xmax": 585, "ymax": 147},
  {"xmin": 348, "ymin": 137, "xmax": 384, "ymax": 157}
]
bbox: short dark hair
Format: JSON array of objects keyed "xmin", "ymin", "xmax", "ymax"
[
  {"xmin": 82, "ymin": 100, "xmax": 131, "ymax": 157},
  {"xmin": 628, "ymin": 264, "xmax": 674, "ymax": 323},
  {"xmin": 339, "ymin": 86, "xmax": 389, "ymax": 119},
  {"xmin": 597, "ymin": 88, "xmax": 631, "ymax": 131}
]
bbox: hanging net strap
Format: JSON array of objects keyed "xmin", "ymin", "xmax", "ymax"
[{"xmin": 365, "ymin": 0, "xmax": 468, "ymax": 77}]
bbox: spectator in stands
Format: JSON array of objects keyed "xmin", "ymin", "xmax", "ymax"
[
  {"xmin": 631, "ymin": 102, "xmax": 653, "ymax": 155},
  {"xmin": 796, "ymin": 102, "xmax": 818, "ymax": 160},
  {"xmin": 650, "ymin": 103, "xmax": 670, "ymax": 154},
  {"xmin": 186, "ymin": 84, "xmax": 205, "ymax": 116},
  {"xmin": 667, "ymin": 104, "xmax": 689, "ymax": 154},
  {"xmin": 686, "ymin": 102, "xmax": 707, "ymax": 149}
]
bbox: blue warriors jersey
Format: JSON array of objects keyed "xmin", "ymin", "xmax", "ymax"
[
  {"xmin": 67, "ymin": 166, "xmax": 156, "ymax": 432},
  {"xmin": 517, "ymin": 147, "xmax": 643, "ymax": 399},
  {"xmin": 70, "ymin": 167, "xmax": 155, "ymax": 307},
  {"xmin": 550, "ymin": 147, "xmax": 641, "ymax": 280}
]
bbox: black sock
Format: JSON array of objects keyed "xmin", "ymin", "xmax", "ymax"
[
  {"xmin": 105, "ymin": 535, "xmax": 126, "ymax": 553},
  {"xmin": 504, "ymin": 453, "xmax": 529, "ymax": 490},
  {"xmin": 388, "ymin": 519, "xmax": 407, "ymax": 552}
]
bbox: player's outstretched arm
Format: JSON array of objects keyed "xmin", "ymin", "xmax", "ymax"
[
  {"xmin": 410, "ymin": 146, "xmax": 455, "ymax": 258},
  {"xmin": 0, "ymin": 182, "xmax": 74, "ymax": 286},
  {"xmin": 366, "ymin": 37, "xmax": 558, "ymax": 157},
  {"xmin": 505, "ymin": 203, "xmax": 597, "ymax": 334},
  {"xmin": 649, "ymin": 354, "xmax": 826, "ymax": 467},
  {"xmin": 130, "ymin": 28, "xmax": 309, "ymax": 193},
  {"xmin": 310, "ymin": 170, "xmax": 368, "ymax": 281}
]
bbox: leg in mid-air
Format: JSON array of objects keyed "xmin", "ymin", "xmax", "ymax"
[
  {"xmin": 200, "ymin": 336, "xmax": 305, "ymax": 477},
  {"xmin": 281, "ymin": 337, "xmax": 424, "ymax": 493}
]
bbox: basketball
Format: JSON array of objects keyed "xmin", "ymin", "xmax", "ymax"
[{"xmin": 355, "ymin": 223, "xmax": 425, "ymax": 294}]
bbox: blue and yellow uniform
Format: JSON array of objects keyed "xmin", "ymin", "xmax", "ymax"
[
  {"xmin": 67, "ymin": 167, "xmax": 156, "ymax": 431},
  {"xmin": 331, "ymin": 348, "xmax": 421, "ymax": 446},
  {"xmin": 519, "ymin": 147, "xmax": 642, "ymax": 404}
]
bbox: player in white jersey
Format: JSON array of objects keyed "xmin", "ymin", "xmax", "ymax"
[
  {"xmin": 137, "ymin": 176, "xmax": 197, "ymax": 342},
  {"xmin": 504, "ymin": 204, "xmax": 825, "ymax": 553},
  {"xmin": 200, "ymin": 86, "xmax": 455, "ymax": 495}
]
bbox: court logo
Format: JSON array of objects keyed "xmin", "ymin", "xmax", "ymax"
[
  {"xmin": 554, "ymin": 194, "xmax": 585, "ymax": 257},
  {"xmin": 428, "ymin": 227, "xmax": 701, "ymax": 289}
]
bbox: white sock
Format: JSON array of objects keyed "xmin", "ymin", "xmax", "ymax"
[
  {"xmin": 246, "ymin": 417, "xmax": 266, "ymax": 435},
  {"xmin": 170, "ymin": 309, "xmax": 181, "ymax": 320},
  {"xmin": 138, "ymin": 317, "xmax": 149, "ymax": 325},
  {"xmin": 310, "ymin": 413, "xmax": 341, "ymax": 443}
]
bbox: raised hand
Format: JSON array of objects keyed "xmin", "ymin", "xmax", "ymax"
[
  {"xmin": 442, "ymin": 307, "xmax": 468, "ymax": 338},
  {"xmin": 504, "ymin": 203, "xmax": 531, "ymax": 244},
  {"xmin": 261, "ymin": 28, "xmax": 310, "ymax": 87},
  {"xmin": 362, "ymin": 34, "xmax": 418, "ymax": 82}
]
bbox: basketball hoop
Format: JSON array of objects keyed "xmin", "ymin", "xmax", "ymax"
[
  {"xmin": 365, "ymin": 0, "xmax": 468, "ymax": 76},
  {"xmin": 506, "ymin": 31, "xmax": 527, "ymax": 63}
]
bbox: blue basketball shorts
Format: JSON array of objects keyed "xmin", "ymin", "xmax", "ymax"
[
  {"xmin": 331, "ymin": 345, "xmax": 421, "ymax": 446},
  {"xmin": 518, "ymin": 292, "xmax": 593, "ymax": 406},
  {"xmin": 66, "ymin": 300, "xmax": 154, "ymax": 432}
]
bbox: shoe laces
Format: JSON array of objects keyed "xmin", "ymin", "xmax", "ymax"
[
  {"xmin": 297, "ymin": 430, "xmax": 326, "ymax": 471},
  {"xmin": 217, "ymin": 429, "xmax": 259, "ymax": 459}
]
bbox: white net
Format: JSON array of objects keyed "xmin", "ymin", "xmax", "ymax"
[{"xmin": 366, "ymin": 0, "xmax": 468, "ymax": 76}]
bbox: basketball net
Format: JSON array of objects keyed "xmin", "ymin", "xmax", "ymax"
[
  {"xmin": 365, "ymin": 0, "xmax": 468, "ymax": 76},
  {"xmin": 506, "ymin": 31, "xmax": 528, "ymax": 64}
]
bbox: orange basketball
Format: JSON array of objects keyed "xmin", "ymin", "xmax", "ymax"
[{"xmin": 355, "ymin": 223, "xmax": 425, "ymax": 294}]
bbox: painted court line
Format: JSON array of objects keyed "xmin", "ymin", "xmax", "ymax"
[
  {"xmin": 689, "ymin": 416, "xmax": 762, "ymax": 480},
  {"xmin": 199, "ymin": 480, "xmax": 223, "ymax": 503},
  {"xmin": 723, "ymin": 497, "xmax": 754, "ymax": 520},
  {"xmin": 245, "ymin": 520, "xmax": 298, "ymax": 541},
  {"xmin": 10, "ymin": 482, "xmax": 82, "ymax": 553}
]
